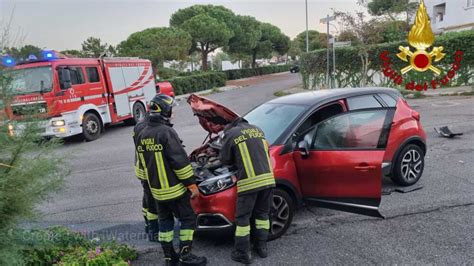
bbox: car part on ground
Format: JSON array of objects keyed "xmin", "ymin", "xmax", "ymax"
[{"xmin": 434, "ymin": 126, "xmax": 463, "ymax": 138}]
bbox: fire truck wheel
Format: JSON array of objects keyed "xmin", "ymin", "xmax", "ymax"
[
  {"xmin": 125, "ymin": 102, "xmax": 146, "ymax": 126},
  {"xmin": 82, "ymin": 112, "xmax": 102, "ymax": 141}
]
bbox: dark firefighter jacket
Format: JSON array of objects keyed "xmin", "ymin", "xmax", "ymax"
[
  {"xmin": 135, "ymin": 115, "xmax": 195, "ymax": 202},
  {"xmin": 220, "ymin": 117, "xmax": 275, "ymax": 194},
  {"xmin": 133, "ymin": 120, "xmax": 147, "ymax": 181}
]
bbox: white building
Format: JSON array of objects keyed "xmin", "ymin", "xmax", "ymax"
[{"xmin": 425, "ymin": 0, "xmax": 474, "ymax": 33}]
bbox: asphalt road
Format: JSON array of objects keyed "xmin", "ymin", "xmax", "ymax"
[{"xmin": 38, "ymin": 73, "xmax": 474, "ymax": 264}]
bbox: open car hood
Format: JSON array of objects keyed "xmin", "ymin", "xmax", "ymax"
[{"xmin": 187, "ymin": 94, "xmax": 239, "ymax": 134}]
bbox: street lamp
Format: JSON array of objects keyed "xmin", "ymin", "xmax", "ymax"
[
  {"xmin": 320, "ymin": 15, "xmax": 335, "ymax": 88},
  {"xmin": 305, "ymin": 0, "xmax": 309, "ymax": 53}
]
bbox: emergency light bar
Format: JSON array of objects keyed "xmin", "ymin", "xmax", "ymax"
[
  {"xmin": 1, "ymin": 49, "xmax": 60, "ymax": 67},
  {"xmin": 1, "ymin": 55, "xmax": 16, "ymax": 67}
]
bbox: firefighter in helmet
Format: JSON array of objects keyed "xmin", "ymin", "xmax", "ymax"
[
  {"xmin": 135, "ymin": 94, "xmax": 207, "ymax": 266},
  {"xmin": 220, "ymin": 117, "xmax": 276, "ymax": 264},
  {"xmin": 133, "ymin": 114, "xmax": 159, "ymax": 242}
]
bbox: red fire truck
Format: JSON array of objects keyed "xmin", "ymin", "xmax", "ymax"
[{"xmin": 2, "ymin": 52, "xmax": 158, "ymax": 141}]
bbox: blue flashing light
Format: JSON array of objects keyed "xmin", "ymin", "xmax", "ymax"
[
  {"xmin": 1, "ymin": 55, "xmax": 16, "ymax": 67},
  {"xmin": 41, "ymin": 50, "xmax": 56, "ymax": 60}
]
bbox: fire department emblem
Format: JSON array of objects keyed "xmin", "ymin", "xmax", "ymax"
[{"xmin": 397, "ymin": 0, "xmax": 445, "ymax": 75}]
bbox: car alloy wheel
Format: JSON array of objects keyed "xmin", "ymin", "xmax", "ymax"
[
  {"xmin": 268, "ymin": 188, "xmax": 294, "ymax": 240},
  {"xmin": 392, "ymin": 144, "xmax": 424, "ymax": 186},
  {"xmin": 401, "ymin": 149, "xmax": 423, "ymax": 181}
]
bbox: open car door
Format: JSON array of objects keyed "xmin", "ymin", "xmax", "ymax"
[{"xmin": 293, "ymin": 108, "xmax": 395, "ymax": 218}]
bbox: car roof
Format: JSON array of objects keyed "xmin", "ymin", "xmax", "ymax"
[{"xmin": 267, "ymin": 87, "xmax": 401, "ymax": 106}]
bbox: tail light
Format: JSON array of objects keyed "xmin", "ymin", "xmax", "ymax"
[{"xmin": 411, "ymin": 110, "xmax": 420, "ymax": 121}]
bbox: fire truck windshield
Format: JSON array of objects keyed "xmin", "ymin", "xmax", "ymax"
[{"xmin": 9, "ymin": 66, "xmax": 53, "ymax": 95}]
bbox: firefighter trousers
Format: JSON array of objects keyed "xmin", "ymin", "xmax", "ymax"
[
  {"xmin": 141, "ymin": 180, "xmax": 158, "ymax": 223},
  {"xmin": 234, "ymin": 188, "xmax": 273, "ymax": 253},
  {"xmin": 156, "ymin": 191, "xmax": 196, "ymax": 250}
]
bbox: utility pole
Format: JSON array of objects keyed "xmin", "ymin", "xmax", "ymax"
[
  {"xmin": 332, "ymin": 36, "xmax": 336, "ymax": 88},
  {"xmin": 305, "ymin": 0, "xmax": 309, "ymax": 53},
  {"xmin": 320, "ymin": 15, "xmax": 334, "ymax": 89}
]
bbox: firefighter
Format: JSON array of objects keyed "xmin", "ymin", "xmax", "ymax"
[
  {"xmin": 135, "ymin": 94, "xmax": 207, "ymax": 266},
  {"xmin": 133, "ymin": 115, "xmax": 159, "ymax": 242},
  {"xmin": 220, "ymin": 117, "xmax": 276, "ymax": 264}
]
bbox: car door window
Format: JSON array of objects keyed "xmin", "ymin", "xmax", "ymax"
[
  {"xmin": 86, "ymin": 67, "xmax": 100, "ymax": 83},
  {"xmin": 295, "ymin": 103, "xmax": 344, "ymax": 136},
  {"xmin": 312, "ymin": 110, "xmax": 388, "ymax": 150},
  {"xmin": 347, "ymin": 95, "xmax": 382, "ymax": 110}
]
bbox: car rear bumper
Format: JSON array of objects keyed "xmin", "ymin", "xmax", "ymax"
[{"xmin": 191, "ymin": 186, "xmax": 237, "ymax": 230}]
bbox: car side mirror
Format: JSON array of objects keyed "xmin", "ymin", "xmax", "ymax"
[
  {"xmin": 61, "ymin": 68, "xmax": 72, "ymax": 90},
  {"xmin": 297, "ymin": 140, "xmax": 310, "ymax": 158}
]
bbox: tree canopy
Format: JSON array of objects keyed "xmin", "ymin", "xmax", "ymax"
[
  {"xmin": 251, "ymin": 23, "xmax": 290, "ymax": 67},
  {"xmin": 117, "ymin": 27, "xmax": 192, "ymax": 67},
  {"xmin": 81, "ymin": 37, "xmax": 112, "ymax": 57},
  {"xmin": 226, "ymin": 15, "xmax": 261, "ymax": 59},
  {"xmin": 170, "ymin": 5, "xmax": 236, "ymax": 70}
]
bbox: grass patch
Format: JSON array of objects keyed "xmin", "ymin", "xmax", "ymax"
[
  {"xmin": 413, "ymin": 91, "xmax": 425, "ymax": 99},
  {"xmin": 199, "ymin": 87, "xmax": 221, "ymax": 96},
  {"xmin": 459, "ymin": 90, "xmax": 474, "ymax": 96},
  {"xmin": 274, "ymin": 90, "xmax": 291, "ymax": 97}
]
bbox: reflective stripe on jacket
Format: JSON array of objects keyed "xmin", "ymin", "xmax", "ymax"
[
  {"xmin": 133, "ymin": 121, "xmax": 147, "ymax": 181},
  {"xmin": 220, "ymin": 117, "xmax": 275, "ymax": 194},
  {"xmin": 136, "ymin": 116, "xmax": 195, "ymax": 201}
]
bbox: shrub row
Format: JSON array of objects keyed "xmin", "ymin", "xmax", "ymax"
[
  {"xmin": 167, "ymin": 72, "xmax": 226, "ymax": 95},
  {"xmin": 224, "ymin": 65, "xmax": 290, "ymax": 80},
  {"xmin": 300, "ymin": 30, "xmax": 474, "ymax": 89}
]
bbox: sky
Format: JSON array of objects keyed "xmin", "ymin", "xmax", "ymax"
[{"xmin": 0, "ymin": 0, "xmax": 363, "ymax": 51}]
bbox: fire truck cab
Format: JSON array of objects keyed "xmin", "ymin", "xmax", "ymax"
[{"xmin": 4, "ymin": 53, "xmax": 157, "ymax": 141}]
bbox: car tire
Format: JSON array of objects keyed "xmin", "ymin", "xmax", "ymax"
[
  {"xmin": 125, "ymin": 102, "xmax": 146, "ymax": 126},
  {"xmin": 268, "ymin": 188, "xmax": 294, "ymax": 241},
  {"xmin": 391, "ymin": 144, "xmax": 425, "ymax": 186},
  {"xmin": 82, "ymin": 112, "xmax": 102, "ymax": 141}
]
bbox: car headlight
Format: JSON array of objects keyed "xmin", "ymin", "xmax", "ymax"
[
  {"xmin": 198, "ymin": 173, "xmax": 235, "ymax": 195},
  {"xmin": 51, "ymin": 120, "xmax": 65, "ymax": 127}
]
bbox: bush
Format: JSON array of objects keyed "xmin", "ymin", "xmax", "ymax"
[
  {"xmin": 19, "ymin": 226, "xmax": 137, "ymax": 265},
  {"xmin": 156, "ymin": 67, "xmax": 180, "ymax": 80},
  {"xmin": 300, "ymin": 30, "xmax": 474, "ymax": 89},
  {"xmin": 224, "ymin": 65, "xmax": 290, "ymax": 80},
  {"xmin": 168, "ymin": 72, "xmax": 226, "ymax": 95}
]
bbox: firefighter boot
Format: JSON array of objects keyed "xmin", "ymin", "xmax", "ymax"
[
  {"xmin": 162, "ymin": 244, "xmax": 179, "ymax": 266},
  {"xmin": 144, "ymin": 216, "xmax": 149, "ymax": 234},
  {"xmin": 254, "ymin": 241, "xmax": 268, "ymax": 258},
  {"xmin": 148, "ymin": 220, "xmax": 159, "ymax": 242},
  {"xmin": 178, "ymin": 242, "xmax": 207, "ymax": 266},
  {"xmin": 232, "ymin": 236, "xmax": 252, "ymax": 264}
]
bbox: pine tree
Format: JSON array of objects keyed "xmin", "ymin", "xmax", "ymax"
[{"xmin": 0, "ymin": 68, "xmax": 68, "ymax": 264}]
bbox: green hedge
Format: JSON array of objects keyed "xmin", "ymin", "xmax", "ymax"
[
  {"xmin": 224, "ymin": 65, "xmax": 290, "ymax": 80},
  {"xmin": 300, "ymin": 30, "xmax": 474, "ymax": 89},
  {"xmin": 167, "ymin": 72, "xmax": 226, "ymax": 95}
]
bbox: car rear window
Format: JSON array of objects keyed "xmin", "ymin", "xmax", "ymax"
[
  {"xmin": 347, "ymin": 95, "xmax": 382, "ymax": 110},
  {"xmin": 378, "ymin": 93, "xmax": 397, "ymax": 107}
]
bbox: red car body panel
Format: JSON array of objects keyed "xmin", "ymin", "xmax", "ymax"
[
  {"xmin": 383, "ymin": 98, "xmax": 427, "ymax": 163},
  {"xmin": 191, "ymin": 185, "xmax": 237, "ymax": 223},
  {"xmin": 156, "ymin": 81, "xmax": 175, "ymax": 98},
  {"xmin": 294, "ymin": 150, "xmax": 384, "ymax": 198}
]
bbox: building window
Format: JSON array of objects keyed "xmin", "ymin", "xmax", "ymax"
[{"xmin": 467, "ymin": 0, "xmax": 474, "ymax": 8}]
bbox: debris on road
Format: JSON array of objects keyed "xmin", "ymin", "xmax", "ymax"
[
  {"xmin": 382, "ymin": 185, "xmax": 423, "ymax": 195},
  {"xmin": 434, "ymin": 126, "xmax": 464, "ymax": 138}
]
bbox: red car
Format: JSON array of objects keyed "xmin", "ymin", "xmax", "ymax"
[
  {"xmin": 187, "ymin": 87, "xmax": 426, "ymax": 239},
  {"xmin": 156, "ymin": 81, "xmax": 175, "ymax": 98}
]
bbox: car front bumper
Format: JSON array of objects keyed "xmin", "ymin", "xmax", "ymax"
[{"xmin": 191, "ymin": 186, "xmax": 237, "ymax": 230}]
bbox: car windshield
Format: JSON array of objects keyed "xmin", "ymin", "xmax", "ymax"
[
  {"xmin": 9, "ymin": 66, "xmax": 53, "ymax": 95},
  {"xmin": 244, "ymin": 103, "xmax": 306, "ymax": 145}
]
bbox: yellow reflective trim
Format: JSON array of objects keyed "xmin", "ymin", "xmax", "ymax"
[
  {"xmin": 175, "ymin": 164, "xmax": 193, "ymax": 174},
  {"xmin": 147, "ymin": 211, "xmax": 158, "ymax": 221},
  {"xmin": 237, "ymin": 173, "xmax": 274, "ymax": 187},
  {"xmin": 138, "ymin": 153, "xmax": 150, "ymax": 181},
  {"xmin": 150, "ymin": 184, "xmax": 187, "ymax": 201},
  {"xmin": 235, "ymin": 225, "xmax": 250, "ymax": 237},
  {"xmin": 174, "ymin": 164, "xmax": 194, "ymax": 180},
  {"xmin": 262, "ymin": 139, "xmax": 273, "ymax": 174},
  {"xmin": 255, "ymin": 219, "xmax": 270, "ymax": 230},
  {"xmin": 159, "ymin": 231, "xmax": 174, "ymax": 242},
  {"xmin": 179, "ymin": 229, "xmax": 194, "ymax": 241},
  {"xmin": 154, "ymin": 152, "xmax": 169, "ymax": 188},
  {"xmin": 142, "ymin": 208, "xmax": 148, "ymax": 216},
  {"xmin": 238, "ymin": 179, "xmax": 275, "ymax": 193},
  {"xmin": 238, "ymin": 142, "xmax": 255, "ymax": 178}
]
